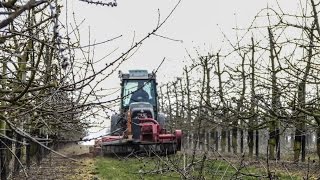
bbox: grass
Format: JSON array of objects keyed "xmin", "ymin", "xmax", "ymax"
[
  {"xmin": 94, "ymin": 154, "xmax": 302, "ymax": 180},
  {"xmin": 203, "ymin": 159, "xmax": 300, "ymax": 180},
  {"xmin": 94, "ymin": 156, "xmax": 180, "ymax": 180}
]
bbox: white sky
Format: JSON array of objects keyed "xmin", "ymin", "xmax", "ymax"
[
  {"xmin": 66, "ymin": 0, "xmax": 297, "ymax": 84},
  {"xmin": 63, "ymin": 0, "xmax": 299, "ymax": 139}
]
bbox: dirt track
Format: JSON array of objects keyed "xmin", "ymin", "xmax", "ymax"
[{"xmin": 13, "ymin": 144, "xmax": 97, "ymax": 180}]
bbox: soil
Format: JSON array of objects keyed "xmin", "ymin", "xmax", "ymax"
[{"xmin": 13, "ymin": 144, "xmax": 96, "ymax": 180}]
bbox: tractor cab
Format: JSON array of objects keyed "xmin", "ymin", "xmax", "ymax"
[
  {"xmin": 122, "ymin": 79, "xmax": 156, "ymax": 107},
  {"xmin": 120, "ymin": 70, "xmax": 158, "ymax": 118}
]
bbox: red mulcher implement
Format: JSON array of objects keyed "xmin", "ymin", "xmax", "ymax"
[{"xmin": 92, "ymin": 70, "xmax": 182, "ymax": 156}]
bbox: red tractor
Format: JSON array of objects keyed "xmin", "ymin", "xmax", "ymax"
[{"xmin": 92, "ymin": 70, "xmax": 182, "ymax": 155}]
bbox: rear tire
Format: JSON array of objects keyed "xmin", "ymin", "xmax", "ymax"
[{"xmin": 111, "ymin": 114, "xmax": 121, "ymax": 135}]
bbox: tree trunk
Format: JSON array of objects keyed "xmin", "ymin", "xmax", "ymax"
[
  {"xmin": 159, "ymin": 87, "xmax": 165, "ymax": 112},
  {"xmin": 227, "ymin": 130, "xmax": 231, "ymax": 153},
  {"xmin": 0, "ymin": 55, "xmax": 7, "ymax": 180},
  {"xmin": 6, "ymin": 130, "xmax": 13, "ymax": 176},
  {"xmin": 178, "ymin": 78, "xmax": 185, "ymax": 135},
  {"xmin": 215, "ymin": 130, "xmax": 219, "ymax": 151},
  {"xmin": 317, "ymin": 127, "xmax": 320, "ymax": 166},
  {"xmin": 255, "ymin": 130, "xmax": 259, "ymax": 158},
  {"xmin": 14, "ymin": 134, "xmax": 22, "ymax": 173},
  {"xmin": 199, "ymin": 130, "xmax": 205, "ymax": 150},
  {"xmin": 173, "ymin": 82, "xmax": 179, "ymax": 128},
  {"xmin": 166, "ymin": 84, "xmax": 173, "ymax": 130},
  {"xmin": 210, "ymin": 129, "xmax": 215, "ymax": 150},
  {"xmin": 26, "ymin": 139, "xmax": 31, "ymax": 169},
  {"xmin": 276, "ymin": 129, "xmax": 280, "ymax": 160},
  {"xmin": 268, "ymin": 27, "xmax": 280, "ymax": 160},
  {"xmin": 301, "ymin": 129, "xmax": 306, "ymax": 162},
  {"xmin": 248, "ymin": 130, "xmax": 254, "ymax": 157},
  {"xmin": 0, "ymin": 138, "xmax": 7, "ymax": 180},
  {"xmin": 194, "ymin": 131, "xmax": 199, "ymax": 150},
  {"xmin": 188, "ymin": 133, "xmax": 192, "ymax": 149},
  {"xmin": 232, "ymin": 127, "xmax": 238, "ymax": 154},
  {"xmin": 294, "ymin": 23, "xmax": 314, "ymax": 162},
  {"xmin": 206, "ymin": 131, "xmax": 210, "ymax": 150},
  {"xmin": 216, "ymin": 53, "xmax": 228, "ymax": 153},
  {"xmin": 269, "ymin": 125, "xmax": 276, "ymax": 160},
  {"xmin": 221, "ymin": 129, "xmax": 226, "ymax": 152},
  {"xmin": 294, "ymin": 128, "xmax": 302, "ymax": 162},
  {"xmin": 251, "ymin": 37, "xmax": 258, "ymax": 159},
  {"xmin": 184, "ymin": 67, "xmax": 192, "ymax": 149},
  {"xmin": 240, "ymin": 129, "xmax": 244, "ymax": 153}
]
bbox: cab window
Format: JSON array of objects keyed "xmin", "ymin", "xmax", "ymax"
[{"xmin": 122, "ymin": 80, "xmax": 156, "ymax": 107}]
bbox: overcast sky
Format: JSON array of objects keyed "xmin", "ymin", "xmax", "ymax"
[{"xmin": 65, "ymin": 0, "xmax": 298, "ymax": 84}]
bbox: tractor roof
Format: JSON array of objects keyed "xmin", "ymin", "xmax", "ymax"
[{"xmin": 119, "ymin": 70, "xmax": 156, "ymax": 80}]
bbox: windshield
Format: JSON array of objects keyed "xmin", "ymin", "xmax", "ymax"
[{"xmin": 122, "ymin": 80, "xmax": 156, "ymax": 107}]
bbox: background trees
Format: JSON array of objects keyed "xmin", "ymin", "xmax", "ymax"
[
  {"xmin": 0, "ymin": 0, "xmax": 92, "ymax": 178},
  {"xmin": 0, "ymin": 0, "xmax": 184, "ymax": 178},
  {"xmin": 159, "ymin": 0, "xmax": 320, "ymax": 168},
  {"xmin": 2, "ymin": 0, "xmax": 320, "ymax": 179}
]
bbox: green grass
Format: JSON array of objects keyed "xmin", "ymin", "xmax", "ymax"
[
  {"xmin": 94, "ymin": 155, "xmax": 301, "ymax": 180},
  {"xmin": 203, "ymin": 160, "xmax": 300, "ymax": 180},
  {"xmin": 94, "ymin": 156, "xmax": 180, "ymax": 180}
]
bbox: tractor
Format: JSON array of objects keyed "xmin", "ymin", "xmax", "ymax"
[{"xmin": 92, "ymin": 70, "xmax": 182, "ymax": 155}]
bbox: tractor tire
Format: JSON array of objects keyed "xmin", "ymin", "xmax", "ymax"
[{"xmin": 110, "ymin": 114, "xmax": 121, "ymax": 135}]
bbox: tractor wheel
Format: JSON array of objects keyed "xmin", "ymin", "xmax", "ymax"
[{"xmin": 111, "ymin": 114, "xmax": 120, "ymax": 135}]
